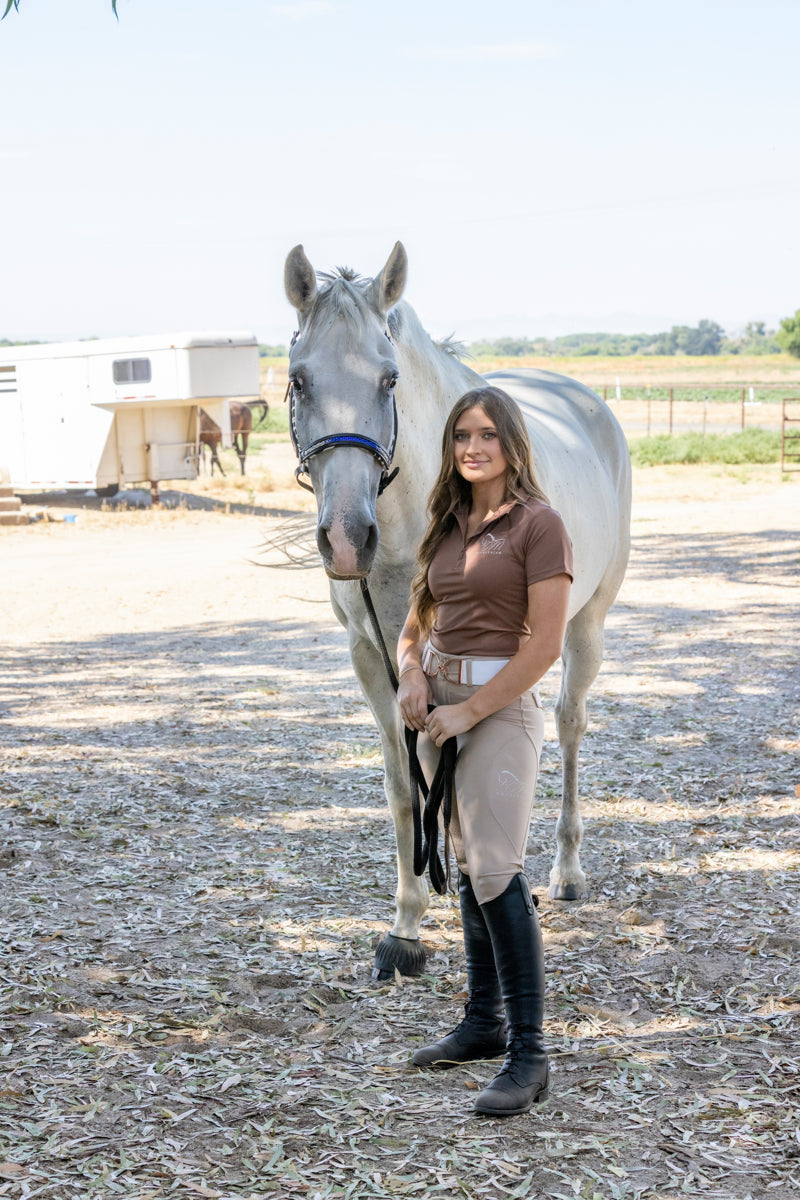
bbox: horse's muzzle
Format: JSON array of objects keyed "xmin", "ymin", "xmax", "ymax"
[{"xmin": 317, "ymin": 514, "xmax": 379, "ymax": 579}]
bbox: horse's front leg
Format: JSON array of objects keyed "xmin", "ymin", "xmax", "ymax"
[
  {"xmin": 348, "ymin": 636, "xmax": 430, "ymax": 979},
  {"xmin": 550, "ymin": 600, "xmax": 606, "ymax": 900}
]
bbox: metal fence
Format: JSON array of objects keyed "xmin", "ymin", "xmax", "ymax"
[
  {"xmin": 594, "ymin": 383, "xmax": 800, "ymax": 438},
  {"xmin": 782, "ymin": 399, "xmax": 800, "ymax": 472},
  {"xmin": 258, "ymin": 367, "xmax": 800, "ymax": 444}
]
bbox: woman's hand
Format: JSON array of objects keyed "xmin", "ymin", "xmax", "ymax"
[
  {"xmin": 424, "ymin": 702, "xmax": 475, "ymax": 746},
  {"xmin": 398, "ymin": 668, "xmax": 432, "ymax": 731}
]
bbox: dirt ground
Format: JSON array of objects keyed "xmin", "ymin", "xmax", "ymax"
[{"xmin": 1, "ymin": 447, "xmax": 799, "ymax": 1200}]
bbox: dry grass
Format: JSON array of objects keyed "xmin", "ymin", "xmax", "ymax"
[
  {"xmin": 472, "ymin": 353, "xmax": 800, "ymax": 387},
  {"xmin": 264, "ymin": 353, "xmax": 800, "ymax": 391}
]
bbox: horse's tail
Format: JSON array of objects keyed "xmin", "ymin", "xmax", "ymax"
[{"xmin": 247, "ymin": 400, "xmax": 270, "ymax": 428}]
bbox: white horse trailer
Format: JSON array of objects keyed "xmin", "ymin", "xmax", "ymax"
[{"xmin": 0, "ymin": 331, "xmax": 260, "ymax": 495}]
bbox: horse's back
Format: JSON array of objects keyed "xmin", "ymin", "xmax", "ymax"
[{"xmin": 485, "ymin": 369, "xmax": 631, "ymax": 615}]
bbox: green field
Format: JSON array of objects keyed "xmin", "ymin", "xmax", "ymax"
[
  {"xmin": 256, "ymin": 355, "xmax": 800, "ymax": 466},
  {"xmin": 628, "ymin": 428, "xmax": 783, "ymax": 466}
]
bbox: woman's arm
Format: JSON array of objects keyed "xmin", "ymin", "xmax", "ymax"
[
  {"xmin": 397, "ymin": 611, "xmax": 433, "ymax": 731},
  {"xmin": 423, "ymin": 573, "xmax": 571, "ymax": 747}
]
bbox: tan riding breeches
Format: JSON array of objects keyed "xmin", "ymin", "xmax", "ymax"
[{"xmin": 416, "ymin": 674, "xmax": 545, "ymax": 906}]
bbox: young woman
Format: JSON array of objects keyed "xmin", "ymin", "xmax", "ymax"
[{"xmin": 397, "ymin": 386, "xmax": 573, "ymax": 1117}]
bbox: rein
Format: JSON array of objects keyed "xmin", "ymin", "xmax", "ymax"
[
  {"xmin": 360, "ymin": 579, "xmax": 456, "ymax": 897},
  {"xmin": 286, "ymin": 328, "xmax": 455, "ymax": 893}
]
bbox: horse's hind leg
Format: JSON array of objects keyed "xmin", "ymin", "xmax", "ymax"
[
  {"xmin": 237, "ymin": 432, "xmax": 249, "ymax": 475},
  {"xmin": 549, "ymin": 597, "xmax": 607, "ymax": 900}
]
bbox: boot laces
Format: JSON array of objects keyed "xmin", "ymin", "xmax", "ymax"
[
  {"xmin": 499, "ymin": 1026, "xmax": 546, "ymax": 1081},
  {"xmin": 455, "ymin": 1002, "xmax": 503, "ymax": 1032}
]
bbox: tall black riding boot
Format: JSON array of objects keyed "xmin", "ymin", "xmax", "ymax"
[
  {"xmin": 413, "ymin": 871, "xmax": 507, "ymax": 1067},
  {"xmin": 474, "ymin": 873, "xmax": 549, "ymax": 1115}
]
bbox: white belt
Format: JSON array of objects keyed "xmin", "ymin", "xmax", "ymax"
[{"xmin": 421, "ymin": 643, "xmax": 510, "ymax": 686}]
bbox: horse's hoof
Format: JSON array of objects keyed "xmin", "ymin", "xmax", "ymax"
[
  {"xmin": 372, "ymin": 934, "xmax": 427, "ymax": 980},
  {"xmin": 548, "ymin": 882, "xmax": 587, "ymax": 902}
]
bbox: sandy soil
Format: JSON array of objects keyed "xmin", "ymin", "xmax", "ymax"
[{"xmin": 1, "ymin": 449, "xmax": 799, "ymax": 1199}]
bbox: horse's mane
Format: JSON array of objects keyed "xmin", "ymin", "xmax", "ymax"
[
  {"xmin": 435, "ymin": 333, "xmax": 469, "ymax": 359},
  {"xmin": 304, "ymin": 268, "xmax": 374, "ymax": 339},
  {"xmin": 321, "ymin": 266, "xmax": 361, "ymax": 283},
  {"xmin": 387, "ymin": 301, "xmax": 470, "ymax": 370},
  {"xmin": 306, "ymin": 267, "xmax": 467, "ymax": 364}
]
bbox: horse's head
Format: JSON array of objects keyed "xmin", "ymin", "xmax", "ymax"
[{"xmin": 284, "ymin": 242, "xmax": 407, "ymax": 579}]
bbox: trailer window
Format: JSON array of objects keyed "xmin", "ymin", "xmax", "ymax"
[{"xmin": 113, "ymin": 358, "xmax": 152, "ymax": 384}]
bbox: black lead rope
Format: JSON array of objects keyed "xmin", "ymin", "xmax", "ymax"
[
  {"xmin": 283, "ymin": 331, "xmax": 453, "ymax": 891},
  {"xmin": 360, "ymin": 579, "xmax": 456, "ymax": 894},
  {"xmin": 359, "ymin": 579, "xmax": 399, "ymax": 691}
]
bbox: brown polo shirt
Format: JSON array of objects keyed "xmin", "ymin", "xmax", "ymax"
[{"xmin": 429, "ymin": 496, "xmax": 573, "ymax": 657}]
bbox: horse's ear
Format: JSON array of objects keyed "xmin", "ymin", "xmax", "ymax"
[
  {"xmin": 285, "ymin": 244, "xmax": 317, "ymax": 317},
  {"xmin": 370, "ymin": 241, "xmax": 408, "ymax": 316}
]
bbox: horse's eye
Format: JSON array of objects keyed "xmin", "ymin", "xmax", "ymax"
[
  {"xmin": 386, "ymin": 374, "xmax": 399, "ymax": 392},
  {"xmin": 290, "ymin": 374, "xmax": 303, "ymax": 394}
]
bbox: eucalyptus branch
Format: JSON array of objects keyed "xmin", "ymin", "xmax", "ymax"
[{"xmin": 3, "ymin": 0, "xmax": 119, "ymax": 17}]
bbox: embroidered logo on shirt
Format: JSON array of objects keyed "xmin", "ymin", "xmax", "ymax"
[{"xmin": 478, "ymin": 531, "xmax": 505, "ymax": 555}]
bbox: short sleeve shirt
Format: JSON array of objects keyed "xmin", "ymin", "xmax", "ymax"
[{"xmin": 429, "ymin": 497, "xmax": 573, "ymax": 657}]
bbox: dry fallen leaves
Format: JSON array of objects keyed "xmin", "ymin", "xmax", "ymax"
[{"xmin": 1, "ymin": 474, "xmax": 799, "ymax": 1198}]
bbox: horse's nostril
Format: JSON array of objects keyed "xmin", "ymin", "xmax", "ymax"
[{"xmin": 362, "ymin": 524, "xmax": 379, "ymax": 560}]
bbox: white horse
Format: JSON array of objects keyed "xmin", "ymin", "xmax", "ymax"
[{"xmin": 284, "ymin": 243, "xmax": 631, "ymax": 979}]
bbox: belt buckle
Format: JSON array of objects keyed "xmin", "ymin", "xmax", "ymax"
[{"xmin": 427, "ymin": 647, "xmax": 460, "ymax": 683}]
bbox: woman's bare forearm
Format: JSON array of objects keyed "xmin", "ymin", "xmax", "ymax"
[{"xmin": 397, "ymin": 614, "xmax": 426, "ymax": 677}]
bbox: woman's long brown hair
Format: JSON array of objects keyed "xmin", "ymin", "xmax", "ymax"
[{"xmin": 409, "ymin": 386, "xmax": 549, "ymax": 635}]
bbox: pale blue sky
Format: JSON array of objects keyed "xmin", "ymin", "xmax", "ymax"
[{"xmin": 2, "ymin": 0, "xmax": 799, "ymax": 343}]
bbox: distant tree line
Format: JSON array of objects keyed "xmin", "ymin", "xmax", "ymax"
[
  {"xmin": 777, "ymin": 310, "xmax": 800, "ymax": 357},
  {"xmin": 469, "ymin": 320, "xmax": 783, "ymax": 359},
  {"xmin": 6, "ymin": 319, "xmax": 800, "ymax": 361}
]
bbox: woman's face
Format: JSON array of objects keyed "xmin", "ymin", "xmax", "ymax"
[{"xmin": 452, "ymin": 405, "xmax": 508, "ymax": 487}]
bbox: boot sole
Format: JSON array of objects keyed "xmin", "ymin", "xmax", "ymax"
[
  {"xmin": 474, "ymin": 1080, "xmax": 550, "ymax": 1116},
  {"xmin": 412, "ymin": 1050, "xmax": 506, "ymax": 1069}
]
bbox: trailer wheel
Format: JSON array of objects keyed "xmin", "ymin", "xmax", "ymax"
[{"xmin": 95, "ymin": 484, "xmax": 120, "ymax": 498}]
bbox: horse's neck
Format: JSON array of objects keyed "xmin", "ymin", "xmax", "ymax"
[
  {"xmin": 396, "ymin": 311, "xmax": 483, "ymax": 469},
  {"xmin": 373, "ymin": 308, "xmax": 482, "ymax": 570}
]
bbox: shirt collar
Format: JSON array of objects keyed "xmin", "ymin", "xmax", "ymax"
[{"xmin": 453, "ymin": 495, "xmax": 521, "ymax": 539}]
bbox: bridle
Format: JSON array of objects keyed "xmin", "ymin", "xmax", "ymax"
[{"xmin": 285, "ymin": 328, "xmax": 400, "ymax": 496}]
